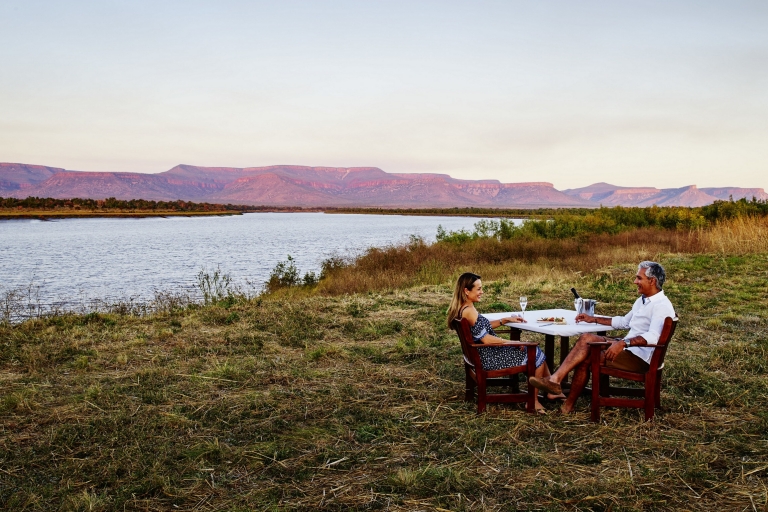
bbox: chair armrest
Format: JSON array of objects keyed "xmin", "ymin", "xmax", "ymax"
[{"xmin": 468, "ymin": 341, "xmax": 538, "ymax": 348}]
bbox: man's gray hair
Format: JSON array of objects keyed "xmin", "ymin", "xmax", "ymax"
[{"xmin": 638, "ymin": 261, "xmax": 666, "ymax": 290}]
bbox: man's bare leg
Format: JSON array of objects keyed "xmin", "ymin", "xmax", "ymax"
[
  {"xmin": 529, "ymin": 333, "xmax": 605, "ymax": 397},
  {"xmin": 561, "ymin": 360, "xmax": 589, "ymax": 413},
  {"xmin": 560, "ymin": 349, "xmax": 610, "ymax": 413},
  {"xmin": 535, "ymin": 361, "xmax": 565, "ymax": 400},
  {"xmin": 547, "ymin": 333, "xmax": 604, "ymax": 384}
]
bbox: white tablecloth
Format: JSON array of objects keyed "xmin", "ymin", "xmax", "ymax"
[{"xmin": 484, "ymin": 308, "xmax": 615, "ymax": 337}]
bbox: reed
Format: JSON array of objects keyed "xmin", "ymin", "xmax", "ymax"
[
  {"xmin": 315, "ymin": 215, "xmax": 768, "ymax": 297},
  {"xmin": 315, "ymin": 227, "xmax": 705, "ymax": 295}
]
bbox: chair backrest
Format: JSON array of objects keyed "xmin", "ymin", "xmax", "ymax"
[
  {"xmin": 648, "ymin": 316, "xmax": 679, "ymax": 370},
  {"xmin": 451, "ymin": 317, "xmax": 480, "ymax": 369}
]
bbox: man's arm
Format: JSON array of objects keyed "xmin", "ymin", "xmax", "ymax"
[
  {"xmin": 604, "ymin": 334, "xmax": 648, "ymax": 362},
  {"xmin": 606, "ymin": 300, "xmax": 674, "ymax": 361},
  {"xmin": 634, "ymin": 300, "xmax": 676, "ymax": 346},
  {"xmin": 624, "ymin": 335, "xmax": 648, "ymax": 347},
  {"xmin": 575, "ymin": 314, "xmax": 613, "ymax": 326}
]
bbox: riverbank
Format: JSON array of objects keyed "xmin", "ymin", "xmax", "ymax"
[
  {"xmin": 0, "ymin": 209, "xmax": 248, "ymax": 220},
  {"xmin": 0, "ymin": 205, "xmax": 537, "ymax": 220},
  {"xmin": 2, "ymin": 226, "xmax": 766, "ymax": 510}
]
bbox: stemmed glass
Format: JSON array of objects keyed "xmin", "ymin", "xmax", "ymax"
[{"xmin": 519, "ymin": 295, "xmax": 528, "ymax": 321}]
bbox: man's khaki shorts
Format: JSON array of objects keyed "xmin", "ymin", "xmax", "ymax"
[{"xmin": 605, "ymin": 347, "xmax": 650, "ymax": 373}]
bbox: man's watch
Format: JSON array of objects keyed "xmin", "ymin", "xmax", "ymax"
[{"xmin": 623, "ymin": 338, "xmax": 631, "ymax": 348}]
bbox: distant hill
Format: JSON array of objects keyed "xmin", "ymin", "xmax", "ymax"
[
  {"xmin": 562, "ymin": 182, "xmax": 768, "ymax": 207},
  {"xmin": 0, "ymin": 163, "xmax": 65, "ymax": 195},
  {"xmin": 2, "ymin": 162, "xmax": 766, "ymax": 207},
  {"xmin": 0, "ymin": 163, "xmax": 589, "ymax": 207}
]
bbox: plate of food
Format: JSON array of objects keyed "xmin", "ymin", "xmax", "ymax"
[{"xmin": 537, "ymin": 316, "xmax": 567, "ymax": 325}]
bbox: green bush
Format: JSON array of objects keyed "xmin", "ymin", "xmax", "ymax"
[{"xmin": 436, "ymin": 200, "xmax": 768, "ymax": 244}]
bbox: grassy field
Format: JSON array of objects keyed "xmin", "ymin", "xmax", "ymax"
[{"xmin": 1, "ymin": 220, "xmax": 768, "ymax": 510}]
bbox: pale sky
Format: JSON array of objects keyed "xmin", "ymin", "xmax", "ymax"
[{"xmin": 2, "ymin": 1, "xmax": 767, "ymax": 189}]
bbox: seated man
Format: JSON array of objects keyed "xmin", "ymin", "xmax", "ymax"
[{"xmin": 529, "ymin": 261, "xmax": 676, "ymax": 414}]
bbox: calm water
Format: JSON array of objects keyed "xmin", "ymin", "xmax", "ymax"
[{"xmin": 1, "ymin": 213, "xmax": 517, "ymax": 307}]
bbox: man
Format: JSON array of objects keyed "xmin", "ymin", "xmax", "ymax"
[{"xmin": 529, "ymin": 261, "xmax": 675, "ymax": 414}]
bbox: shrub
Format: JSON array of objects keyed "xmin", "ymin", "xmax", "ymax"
[
  {"xmin": 265, "ymin": 255, "xmax": 300, "ymax": 292},
  {"xmin": 197, "ymin": 267, "xmax": 234, "ymax": 304}
]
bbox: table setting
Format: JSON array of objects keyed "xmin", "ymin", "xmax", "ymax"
[{"xmin": 482, "ymin": 293, "xmax": 615, "ymax": 373}]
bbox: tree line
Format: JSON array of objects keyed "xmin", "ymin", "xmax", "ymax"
[{"xmin": 1, "ymin": 197, "xmax": 254, "ymax": 211}]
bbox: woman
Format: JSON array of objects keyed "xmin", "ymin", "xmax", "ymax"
[{"xmin": 447, "ymin": 272, "xmax": 563, "ymax": 413}]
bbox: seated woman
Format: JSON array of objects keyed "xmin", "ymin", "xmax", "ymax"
[{"xmin": 447, "ymin": 272, "xmax": 563, "ymax": 413}]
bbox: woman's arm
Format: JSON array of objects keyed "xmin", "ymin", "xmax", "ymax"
[
  {"xmin": 490, "ymin": 316, "xmax": 525, "ymax": 328},
  {"xmin": 479, "ymin": 333, "xmax": 520, "ymax": 346},
  {"xmin": 463, "ymin": 308, "xmax": 523, "ymax": 345}
]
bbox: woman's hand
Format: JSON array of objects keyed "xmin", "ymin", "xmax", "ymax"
[{"xmin": 499, "ymin": 316, "xmax": 526, "ymax": 325}]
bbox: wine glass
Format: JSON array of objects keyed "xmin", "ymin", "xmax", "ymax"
[{"xmin": 519, "ymin": 295, "xmax": 527, "ymax": 321}]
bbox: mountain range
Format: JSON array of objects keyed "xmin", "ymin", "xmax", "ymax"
[{"xmin": 1, "ymin": 162, "xmax": 766, "ymax": 208}]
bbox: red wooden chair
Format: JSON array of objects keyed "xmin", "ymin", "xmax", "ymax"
[
  {"xmin": 452, "ymin": 317, "xmax": 539, "ymax": 414},
  {"xmin": 588, "ymin": 316, "xmax": 678, "ymax": 422}
]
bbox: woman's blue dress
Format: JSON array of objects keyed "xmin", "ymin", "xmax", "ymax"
[{"xmin": 469, "ymin": 314, "xmax": 546, "ymax": 371}]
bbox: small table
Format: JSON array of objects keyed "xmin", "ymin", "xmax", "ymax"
[{"xmin": 484, "ymin": 308, "xmax": 611, "ymax": 374}]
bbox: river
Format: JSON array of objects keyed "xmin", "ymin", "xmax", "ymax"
[{"xmin": 1, "ymin": 212, "xmax": 519, "ymax": 310}]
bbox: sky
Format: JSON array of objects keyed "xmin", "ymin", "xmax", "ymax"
[{"xmin": 1, "ymin": 0, "xmax": 767, "ymax": 190}]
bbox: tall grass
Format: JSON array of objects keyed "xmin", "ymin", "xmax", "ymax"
[
  {"xmin": 703, "ymin": 215, "xmax": 768, "ymax": 254},
  {"xmin": 0, "ymin": 286, "xmax": 195, "ymax": 324},
  {"xmin": 316, "ymin": 214, "xmax": 768, "ymax": 296},
  {"xmin": 316, "ymin": 228, "xmax": 705, "ymax": 295}
]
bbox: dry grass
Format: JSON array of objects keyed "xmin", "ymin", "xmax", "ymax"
[
  {"xmin": 2, "ymin": 244, "xmax": 767, "ymax": 510},
  {"xmin": 314, "ymin": 216, "xmax": 768, "ymax": 298},
  {"xmin": 703, "ymin": 216, "xmax": 768, "ymax": 255},
  {"xmin": 316, "ymin": 227, "xmax": 706, "ymax": 296}
]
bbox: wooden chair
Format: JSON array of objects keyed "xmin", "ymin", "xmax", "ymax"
[
  {"xmin": 452, "ymin": 318, "xmax": 539, "ymax": 414},
  {"xmin": 588, "ymin": 316, "xmax": 678, "ymax": 422}
]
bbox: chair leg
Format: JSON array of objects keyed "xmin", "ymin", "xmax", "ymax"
[
  {"xmin": 477, "ymin": 375, "xmax": 487, "ymax": 414},
  {"xmin": 525, "ymin": 375, "xmax": 536, "ymax": 413},
  {"xmin": 654, "ymin": 370, "xmax": 663, "ymax": 408},
  {"xmin": 590, "ymin": 352, "xmax": 601, "ymax": 423},
  {"xmin": 464, "ymin": 366, "xmax": 475, "ymax": 402},
  {"xmin": 644, "ymin": 374, "xmax": 655, "ymax": 421},
  {"xmin": 511, "ymin": 375, "xmax": 520, "ymax": 393},
  {"xmin": 590, "ymin": 377, "xmax": 601, "ymax": 423},
  {"xmin": 599, "ymin": 374, "xmax": 610, "ymax": 396}
]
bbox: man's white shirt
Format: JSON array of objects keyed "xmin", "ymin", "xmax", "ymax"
[{"xmin": 611, "ymin": 290, "xmax": 676, "ymax": 364}]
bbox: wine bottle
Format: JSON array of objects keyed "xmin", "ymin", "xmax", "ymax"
[{"xmin": 570, "ymin": 288, "xmax": 580, "ymax": 299}]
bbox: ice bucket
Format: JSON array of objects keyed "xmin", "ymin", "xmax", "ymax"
[{"xmin": 574, "ymin": 298, "xmax": 597, "ymax": 316}]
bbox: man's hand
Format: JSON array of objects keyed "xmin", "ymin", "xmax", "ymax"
[
  {"xmin": 575, "ymin": 313, "xmax": 595, "ymax": 323},
  {"xmin": 604, "ymin": 340, "xmax": 625, "ymax": 363}
]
